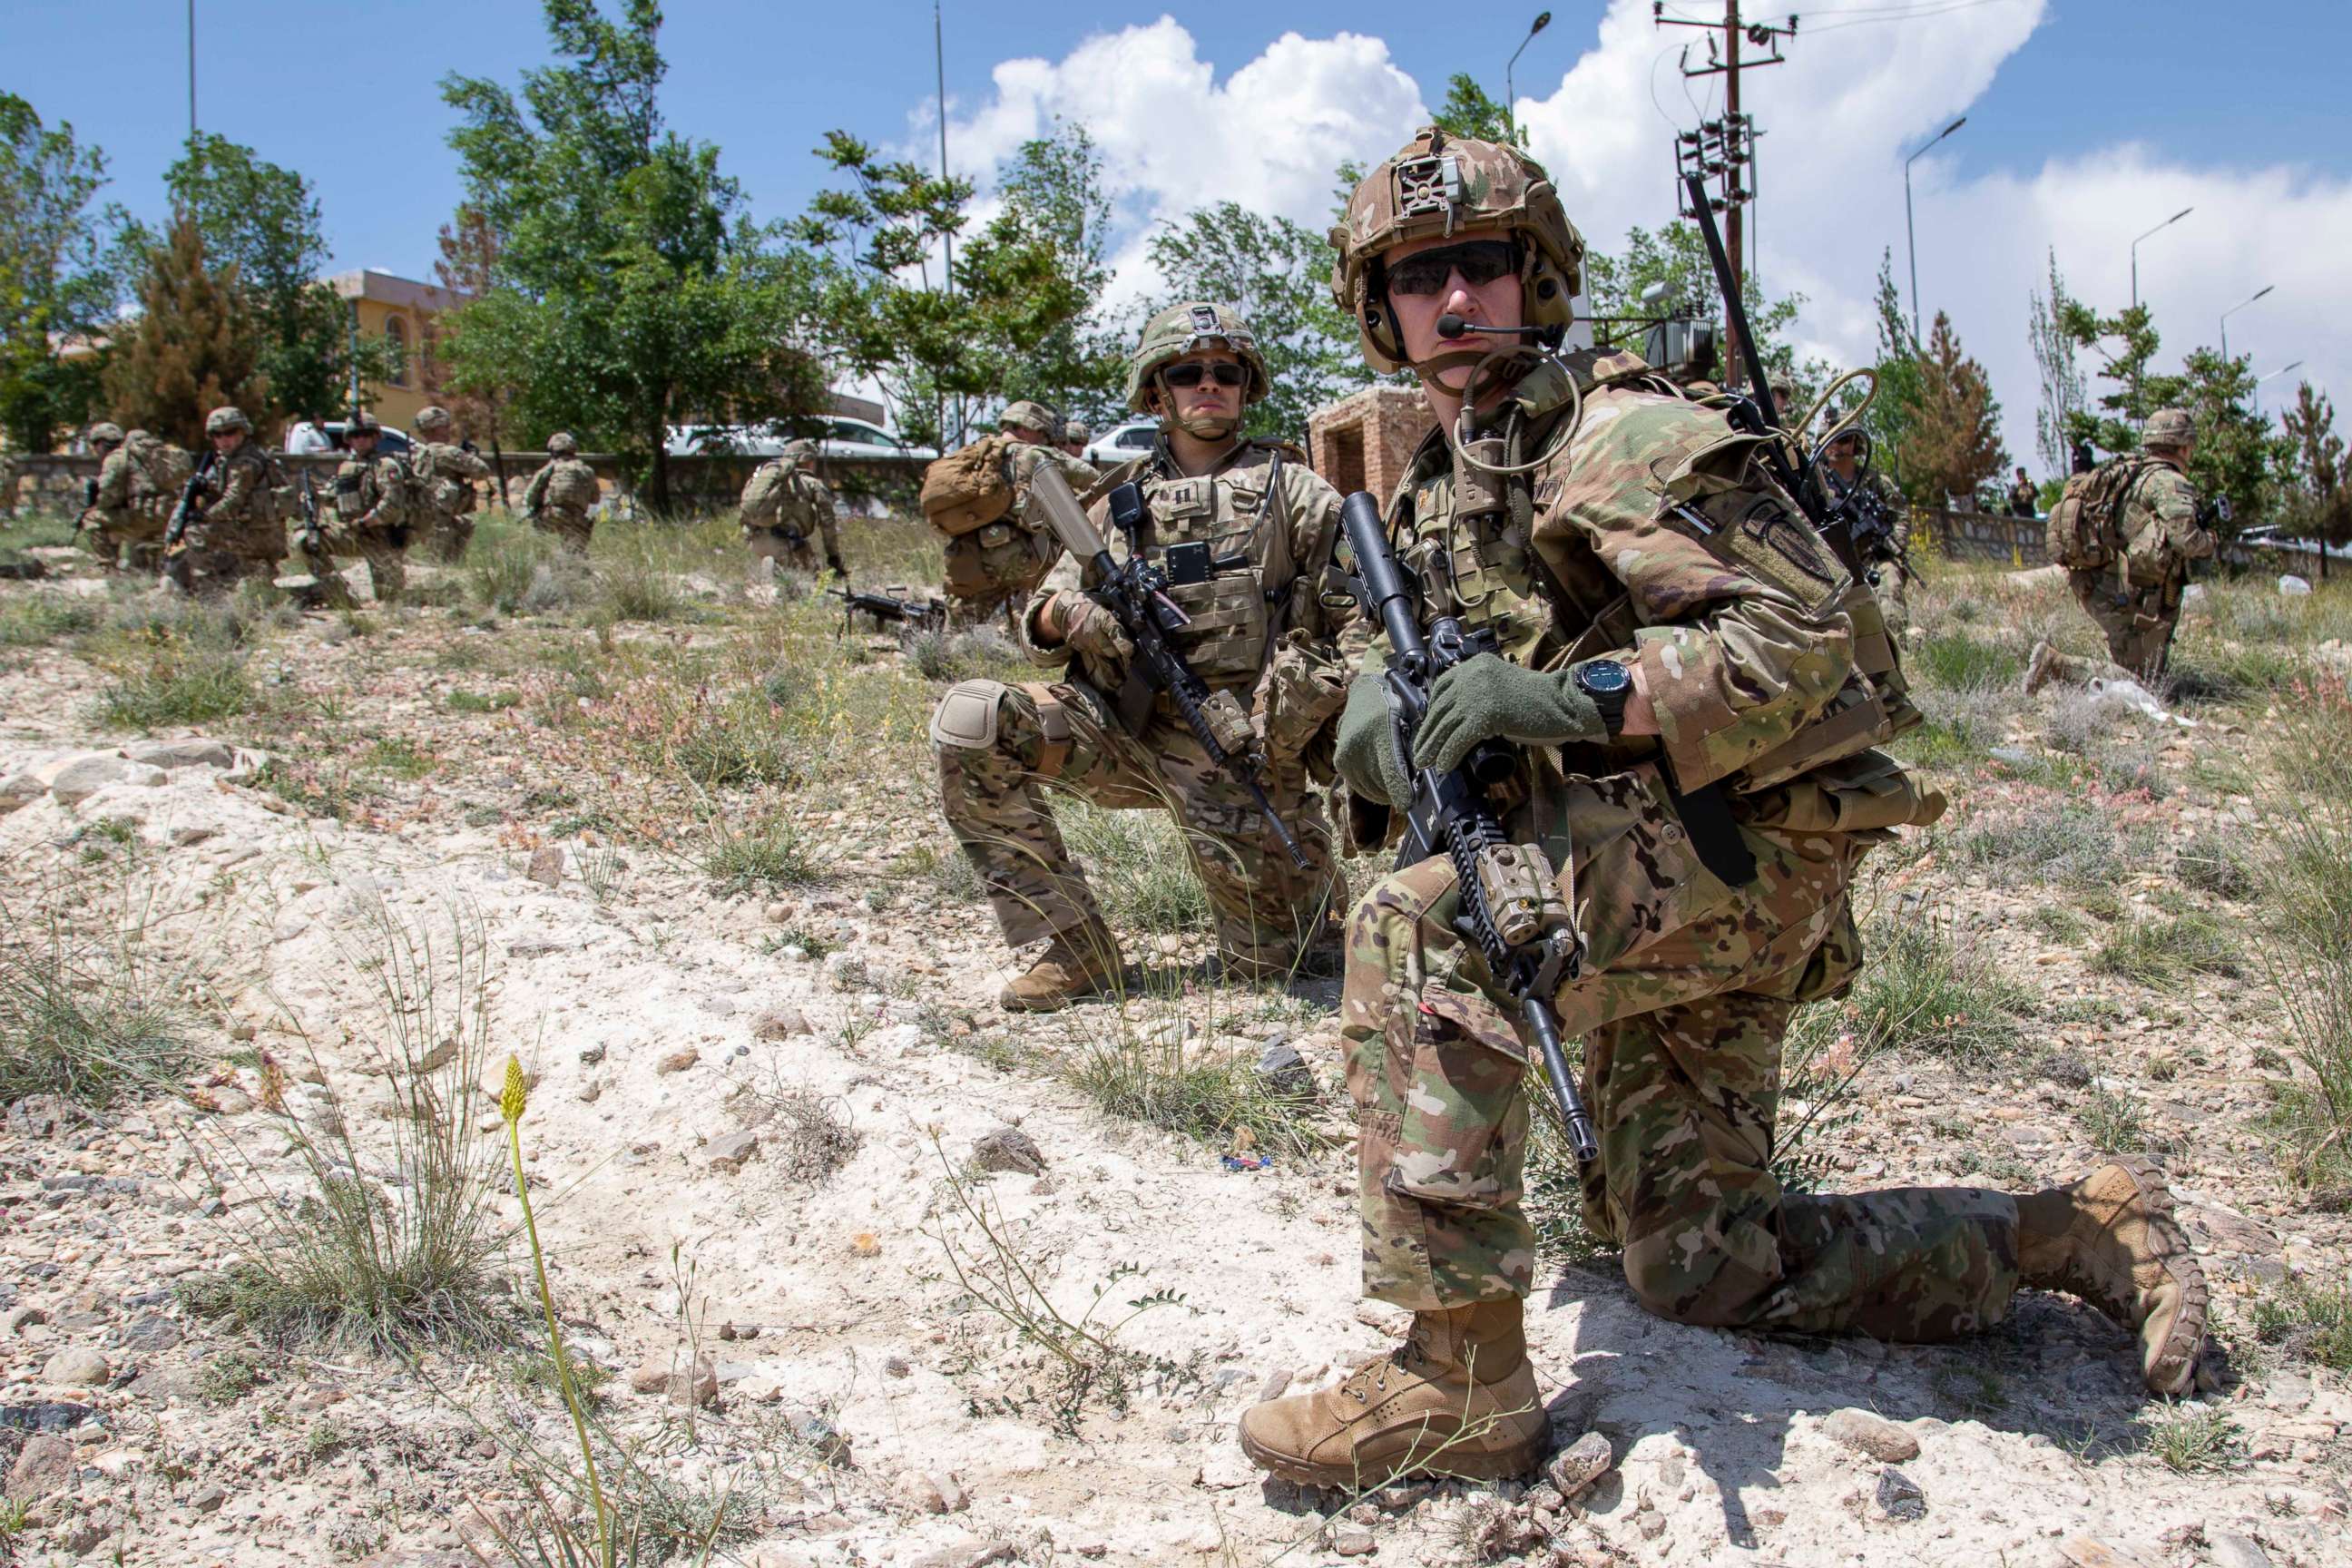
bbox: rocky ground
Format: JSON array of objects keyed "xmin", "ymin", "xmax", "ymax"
[{"xmin": 0, "ymin": 511, "xmax": 2346, "ymax": 1568}]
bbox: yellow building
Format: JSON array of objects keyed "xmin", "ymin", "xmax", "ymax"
[{"xmin": 327, "ymin": 270, "xmax": 467, "ymax": 434}]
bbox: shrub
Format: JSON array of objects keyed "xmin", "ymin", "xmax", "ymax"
[
  {"xmin": 0, "ymin": 904, "xmax": 196, "ymax": 1105},
  {"xmin": 2091, "ymin": 912, "xmax": 2242, "ymax": 985},
  {"xmin": 1842, "ymin": 918, "xmax": 2030, "ymax": 1064},
  {"xmin": 1056, "ymin": 799, "xmax": 1210, "ymax": 936},
  {"xmin": 702, "ymin": 813, "xmax": 827, "ymax": 893}
]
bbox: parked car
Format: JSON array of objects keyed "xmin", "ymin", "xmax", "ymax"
[
  {"xmin": 1084, "ymin": 419, "xmax": 1159, "ymax": 467},
  {"xmin": 287, "ymin": 419, "xmax": 415, "ymax": 456},
  {"xmin": 664, "ymin": 416, "xmax": 936, "ymax": 463}
]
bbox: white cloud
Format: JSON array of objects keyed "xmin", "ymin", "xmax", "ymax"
[{"xmin": 930, "ymin": 4, "xmax": 2344, "ymax": 470}]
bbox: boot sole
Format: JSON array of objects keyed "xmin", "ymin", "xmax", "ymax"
[
  {"xmin": 1236, "ymin": 1424, "xmax": 1545, "ymax": 1490},
  {"xmin": 2112, "ymin": 1157, "xmax": 2209, "ymax": 1397}
]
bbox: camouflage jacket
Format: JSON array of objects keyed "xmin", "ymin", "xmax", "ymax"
[
  {"xmin": 335, "ymin": 451, "xmax": 415, "ymax": 532},
  {"xmin": 2118, "ymin": 458, "xmax": 2213, "ymax": 592},
  {"xmin": 1023, "ymin": 436, "xmax": 1348, "ymax": 678},
  {"xmin": 1366, "ymin": 348, "xmax": 1933, "ymax": 833},
  {"xmin": 524, "ymin": 457, "xmax": 598, "ymax": 515},
  {"xmin": 85, "ymin": 448, "xmax": 135, "ymax": 524},
  {"xmin": 412, "ymin": 441, "xmax": 491, "ymax": 516},
  {"xmin": 192, "ymin": 442, "xmax": 284, "ymax": 532}
]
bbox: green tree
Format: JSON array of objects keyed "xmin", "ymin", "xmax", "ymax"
[
  {"xmin": 1860, "ymin": 251, "xmax": 1927, "ymax": 501},
  {"xmin": 1144, "ymin": 201, "xmax": 1365, "ymax": 442},
  {"xmin": 1583, "ymin": 220, "xmax": 1811, "ymax": 396},
  {"xmin": 951, "ymin": 123, "xmax": 1122, "ymax": 431},
  {"xmin": 0, "ymin": 93, "xmax": 124, "ymax": 451},
  {"xmin": 1431, "ymin": 74, "xmax": 1517, "ymax": 145},
  {"xmin": 2280, "ymin": 382, "xmax": 2348, "ymax": 580},
  {"xmin": 2026, "ymin": 249, "xmax": 2083, "ymax": 482},
  {"xmin": 426, "ymin": 204, "xmax": 517, "ymax": 505},
  {"xmin": 1906, "ymin": 310, "xmax": 2005, "ymax": 512},
  {"xmin": 2053, "ymin": 291, "xmax": 2161, "ymax": 456},
  {"xmin": 152, "ymin": 132, "xmax": 385, "ymax": 425},
  {"xmin": 99, "ymin": 214, "xmax": 268, "ymax": 447},
  {"xmin": 2137, "ymin": 348, "xmax": 2287, "ymax": 544},
  {"xmin": 442, "ymin": 0, "xmax": 824, "ymax": 509}
]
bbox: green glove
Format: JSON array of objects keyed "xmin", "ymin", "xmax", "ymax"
[
  {"xmin": 1412, "ymin": 656, "xmax": 1604, "ymax": 775},
  {"xmin": 1334, "ymin": 673, "xmax": 1412, "ymax": 808}
]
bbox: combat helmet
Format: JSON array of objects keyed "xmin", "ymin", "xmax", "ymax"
[
  {"xmin": 780, "ymin": 438, "xmax": 818, "ymax": 466},
  {"xmin": 2143, "ymin": 408, "xmax": 2196, "ymax": 451},
  {"xmin": 415, "ymin": 405, "xmax": 453, "ymax": 432},
  {"xmin": 1062, "ymin": 418, "xmax": 1091, "ymax": 446},
  {"xmin": 998, "ymin": 400, "xmax": 1061, "ymax": 438},
  {"xmin": 1328, "ymin": 126, "xmax": 1585, "ymax": 375},
  {"xmin": 87, "ymin": 422, "xmax": 124, "ymax": 448},
  {"xmin": 347, "ymin": 410, "xmax": 381, "ymax": 437},
  {"xmin": 205, "ymin": 407, "xmax": 252, "ymax": 436},
  {"xmin": 546, "ymin": 432, "xmax": 578, "ymax": 456},
  {"xmin": 1124, "ymin": 302, "xmax": 1269, "ymax": 417}
]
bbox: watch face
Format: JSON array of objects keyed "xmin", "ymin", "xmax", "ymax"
[{"xmin": 1578, "ymin": 660, "xmax": 1632, "ymax": 697}]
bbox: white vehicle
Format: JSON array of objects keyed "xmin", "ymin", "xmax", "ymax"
[
  {"xmin": 664, "ymin": 416, "xmax": 936, "ymax": 463},
  {"xmin": 1084, "ymin": 418, "xmax": 1159, "ymax": 467}
]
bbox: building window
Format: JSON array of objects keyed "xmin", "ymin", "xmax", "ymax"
[{"xmin": 385, "ymin": 316, "xmax": 409, "ymax": 387}]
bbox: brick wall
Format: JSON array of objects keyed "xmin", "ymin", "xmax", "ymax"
[{"xmin": 1307, "ymin": 384, "xmax": 1436, "ymax": 505}]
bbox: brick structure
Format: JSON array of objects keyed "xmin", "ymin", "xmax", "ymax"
[{"xmin": 1308, "ymin": 384, "xmax": 1437, "ymax": 503}]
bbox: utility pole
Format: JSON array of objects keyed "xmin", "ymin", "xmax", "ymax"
[
  {"xmin": 187, "ymin": 0, "xmax": 197, "ymax": 139},
  {"xmin": 1657, "ymin": 3, "xmax": 1795, "ymax": 386},
  {"xmin": 934, "ymin": 0, "xmax": 956, "ymax": 448}
]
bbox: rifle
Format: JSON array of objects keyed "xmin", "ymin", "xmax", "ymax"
[
  {"xmin": 829, "ymin": 585, "xmax": 946, "ymax": 633},
  {"xmin": 162, "ymin": 448, "xmax": 218, "ymax": 548},
  {"xmin": 1681, "ymin": 172, "xmax": 1866, "ymax": 575},
  {"xmin": 297, "ymin": 469, "xmax": 324, "ymax": 551},
  {"xmin": 1338, "ymin": 490, "xmax": 1602, "ymax": 1163},
  {"xmin": 1027, "ymin": 464, "xmax": 1308, "ymax": 870}
]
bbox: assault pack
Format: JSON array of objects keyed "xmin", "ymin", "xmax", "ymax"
[
  {"xmin": 124, "ymin": 432, "xmax": 192, "ymax": 517},
  {"xmin": 739, "ymin": 459, "xmax": 792, "ymax": 529},
  {"xmin": 544, "ymin": 460, "xmax": 599, "ymax": 511},
  {"xmin": 919, "ymin": 435, "xmax": 1016, "ymax": 537},
  {"xmin": 2044, "ymin": 458, "xmax": 2154, "ymax": 572}
]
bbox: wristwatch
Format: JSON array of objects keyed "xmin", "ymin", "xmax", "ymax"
[{"xmin": 1573, "ymin": 659, "xmax": 1633, "ymax": 737}]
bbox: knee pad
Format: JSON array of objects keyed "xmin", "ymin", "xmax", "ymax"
[{"xmin": 930, "ymin": 679, "xmax": 1010, "ymax": 750}]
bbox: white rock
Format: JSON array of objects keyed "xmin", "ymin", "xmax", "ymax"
[
  {"xmin": 123, "ymin": 738, "xmax": 235, "ymax": 769},
  {"xmin": 2279, "ymin": 574, "xmax": 2313, "ymax": 596},
  {"xmin": 47, "ymin": 754, "xmax": 167, "ymax": 806}
]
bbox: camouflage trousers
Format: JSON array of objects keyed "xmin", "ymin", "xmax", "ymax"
[
  {"xmin": 164, "ymin": 524, "xmax": 281, "ymax": 597},
  {"xmin": 2070, "ymin": 573, "xmax": 2180, "ymax": 681},
  {"xmin": 1870, "ymin": 551, "xmax": 1913, "ymax": 643},
  {"xmin": 942, "ymin": 527, "xmax": 1054, "ymax": 631},
  {"xmin": 533, "ymin": 507, "xmax": 594, "ymax": 554},
  {"xmin": 87, "ymin": 511, "xmax": 166, "ymax": 572},
  {"xmin": 747, "ymin": 524, "xmax": 840, "ymax": 574},
  {"xmin": 935, "ymin": 676, "xmax": 1346, "ymax": 975},
  {"xmin": 1344, "ymin": 779, "xmax": 2020, "ymax": 1341},
  {"xmin": 421, "ymin": 507, "xmax": 475, "ymax": 564},
  {"xmin": 300, "ymin": 524, "xmax": 408, "ymax": 606}
]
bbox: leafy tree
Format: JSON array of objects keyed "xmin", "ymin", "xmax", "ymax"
[
  {"xmin": 2280, "ymin": 382, "xmax": 2349, "ymax": 579},
  {"xmin": 1582, "ymin": 220, "xmax": 1812, "ymax": 397},
  {"xmin": 2053, "ymin": 292, "xmax": 2161, "ymax": 457},
  {"xmin": 100, "ymin": 214, "xmax": 268, "ymax": 447},
  {"xmin": 152, "ymin": 132, "xmax": 386, "ymax": 425},
  {"xmin": 950, "ymin": 123, "xmax": 1122, "ymax": 431},
  {"xmin": 0, "ymin": 93, "xmax": 124, "ymax": 451},
  {"xmin": 2137, "ymin": 348, "xmax": 2287, "ymax": 544},
  {"xmin": 2025, "ymin": 249, "xmax": 2083, "ymax": 483},
  {"xmin": 1859, "ymin": 251, "xmax": 1927, "ymax": 501},
  {"xmin": 1431, "ymin": 74, "xmax": 1516, "ymax": 145},
  {"xmin": 1905, "ymin": 310, "xmax": 2005, "ymax": 511},
  {"xmin": 426, "ymin": 204, "xmax": 517, "ymax": 504},
  {"xmin": 1145, "ymin": 201, "xmax": 1365, "ymax": 442},
  {"xmin": 442, "ymin": 0, "xmax": 824, "ymax": 510}
]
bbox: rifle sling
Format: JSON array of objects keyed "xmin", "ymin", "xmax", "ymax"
[{"xmin": 1664, "ymin": 775, "xmax": 1757, "ymax": 887}]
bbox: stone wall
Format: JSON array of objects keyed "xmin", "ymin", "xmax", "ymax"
[
  {"xmin": 1930, "ymin": 508, "xmax": 2047, "ymax": 566},
  {"xmin": 1306, "ymin": 384, "xmax": 1436, "ymax": 504}
]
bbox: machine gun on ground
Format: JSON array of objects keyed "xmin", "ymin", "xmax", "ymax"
[
  {"xmin": 1028, "ymin": 465, "xmax": 1308, "ymax": 870},
  {"xmin": 829, "ymin": 584, "xmax": 946, "ymax": 634},
  {"xmin": 1338, "ymin": 490, "xmax": 1601, "ymax": 1164}
]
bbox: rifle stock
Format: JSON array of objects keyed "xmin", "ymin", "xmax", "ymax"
[{"xmin": 162, "ymin": 449, "xmax": 217, "ymax": 548}]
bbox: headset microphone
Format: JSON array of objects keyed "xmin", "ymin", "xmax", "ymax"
[{"xmin": 1436, "ymin": 313, "xmax": 1549, "ymax": 340}]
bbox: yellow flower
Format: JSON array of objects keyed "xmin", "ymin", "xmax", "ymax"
[{"xmin": 500, "ymin": 1056, "xmax": 529, "ymax": 1124}]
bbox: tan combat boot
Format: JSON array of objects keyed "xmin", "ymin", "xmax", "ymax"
[
  {"xmin": 1237, "ymin": 1298, "xmax": 1549, "ymax": 1488},
  {"xmin": 998, "ymin": 925, "xmax": 1123, "ymax": 1013},
  {"xmin": 2015, "ymin": 1159, "xmax": 2208, "ymax": 1396},
  {"xmin": 2021, "ymin": 640, "xmax": 2066, "ymax": 694}
]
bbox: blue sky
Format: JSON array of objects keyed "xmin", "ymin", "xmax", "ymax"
[
  {"xmin": 5, "ymin": 1, "xmax": 2340, "ymax": 279},
  {"xmin": 6, "ymin": 1, "xmax": 2347, "ymax": 459}
]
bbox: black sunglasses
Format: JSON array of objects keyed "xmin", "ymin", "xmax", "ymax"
[
  {"xmin": 1161, "ymin": 361, "xmax": 1248, "ymax": 389},
  {"xmin": 1385, "ymin": 240, "xmax": 1522, "ymax": 299}
]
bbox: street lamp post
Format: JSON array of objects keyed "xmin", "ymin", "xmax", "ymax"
[
  {"xmin": 2130, "ymin": 206, "xmax": 2194, "ymax": 314},
  {"xmin": 1504, "ymin": 12, "xmax": 1551, "ymax": 145},
  {"xmin": 2220, "ymin": 284, "xmax": 2273, "ymax": 362},
  {"xmin": 2256, "ymin": 360, "xmax": 2305, "ymax": 411},
  {"xmin": 1904, "ymin": 116, "xmax": 1967, "ymax": 341}
]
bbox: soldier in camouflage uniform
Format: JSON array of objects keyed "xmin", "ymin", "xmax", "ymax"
[
  {"xmin": 938, "ymin": 401, "xmax": 1098, "ymax": 629},
  {"xmin": 164, "ymin": 407, "xmax": 288, "ymax": 597},
  {"xmin": 2024, "ymin": 408, "xmax": 2214, "ymax": 691},
  {"xmin": 299, "ymin": 411, "xmax": 416, "ymax": 607},
  {"xmin": 1059, "ymin": 418, "xmax": 1090, "ymax": 460},
  {"xmin": 931, "ymin": 306, "xmax": 1355, "ymax": 1010},
  {"xmin": 740, "ymin": 439, "xmax": 845, "ymax": 575},
  {"xmin": 409, "ymin": 406, "xmax": 493, "ymax": 563},
  {"xmin": 74, "ymin": 424, "xmax": 133, "ymax": 567},
  {"xmin": 524, "ymin": 433, "xmax": 599, "ymax": 554},
  {"xmin": 1236, "ymin": 128, "xmax": 2209, "ymax": 1490},
  {"xmin": 1816, "ymin": 426, "xmax": 1914, "ymax": 638}
]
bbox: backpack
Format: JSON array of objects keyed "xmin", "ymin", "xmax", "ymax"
[
  {"xmin": 125, "ymin": 432, "xmax": 192, "ymax": 511},
  {"xmin": 546, "ymin": 460, "xmax": 599, "ymax": 511},
  {"xmin": 2044, "ymin": 459, "xmax": 2151, "ymax": 572},
  {"xmin": 739, "ymin": 460, "xmax": 789, "ymax": 528},
  {"xmin": 919, "ymin": 436, "xmax": 1016, "ymax": 537}
]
